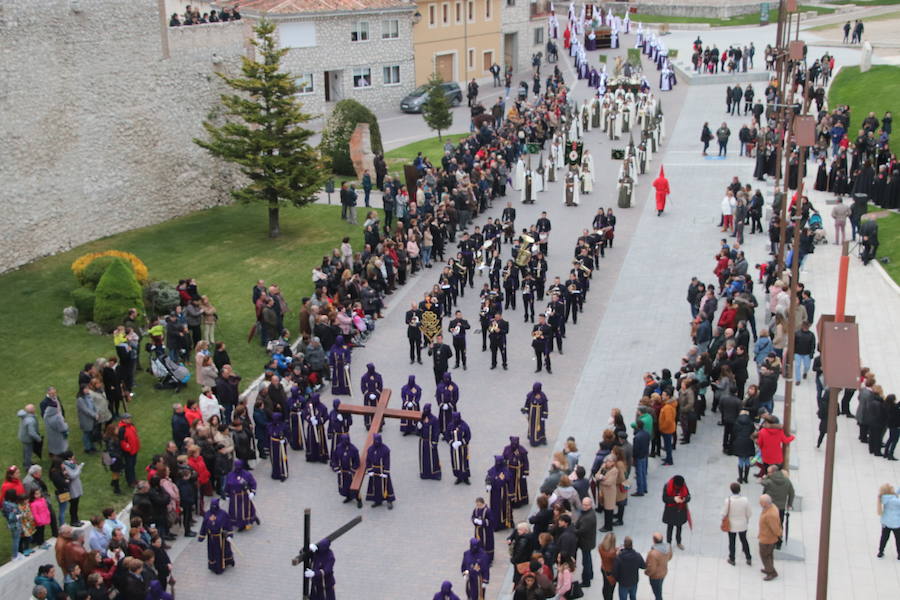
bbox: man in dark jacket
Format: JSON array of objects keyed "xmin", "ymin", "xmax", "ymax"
[
  {"xmin": 130, "ymin": 481, "xmax": 153, "ymax": 526},
  {"xmin": 730, "ymin": 85, "xmax": 743, "ymax": 115},
  {"xmin": 720, "ymin": 392, "xmax": 742, "ymax": 453},
  {"xmin": 613, "ymin": 537, "xmax": 646, "ymax": 598},
  {"xmin": 793, "ymin": 321, "xmax": 816, "ymax": 385},
  {"xmin": 171, "ymin": 404, "xmax": 190, "ymax": 451},
  {"xmin": 555, "ymin": 514, "xmax": 578, "ymax": 559},
  {"xmin": 575, "ymin": 498, "xmax": 598, "ymax": 587},
  {"xmin": 509, "ymin": 523, "xmax": 536, "ymax": 584},
  {"xmin": 214, "ymin": 365, "xmax": 241, "ymax": 424},
  {"xmin": 632, "ymin": 421, "xmax": 651, "ymax": 495}
]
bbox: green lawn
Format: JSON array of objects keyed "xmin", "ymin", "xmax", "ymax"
[
  {"xmin": 828, "ymin": 65, "xmax": 900, "ymax": 131},
  {"xmin": 384, "ymin": 133, "xmax": 470, "ymax": 174},
  {"xmin": 825, "ymin": 0, "xmax": 900, "ymax": 5},
  {"xmin": 0, "ymin": 202, "xmax": 369, "ymax": 563},
  {"xmin": 876, "ymin": 212, "xmax": 900, "ymax": 285},
  {"xmin": 632, "ymin": 4, "xmax": 834, "ymax": 27}
]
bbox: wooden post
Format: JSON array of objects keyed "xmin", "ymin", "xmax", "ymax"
[
  {"xmin": 816, "ymin": 387, "xmax": 839, "ymax": 600},
  {"xmin": 158, "ymin": 0, "xmax": 170, "ymax": 60},
  {"xmin": 302, "ymin": 508, "xmax": 311, "ymax": 600}
]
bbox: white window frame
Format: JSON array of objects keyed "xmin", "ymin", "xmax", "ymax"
[
  {"xmin": 383, "ymin": 65, "xmax": 401, "ymax": 86},
  {"xmin": 429, "ymin": 4, "xmax": 436, "ymax": 27},
  {"xmin": 382, "ymin": 19, "xmax": 399, "ymax": 39},
  {"xmin": 455, "ymin": 1, "xmax": 462, "ymax": 24},
  {"xmin": 467, "ymin": 0, "xmax": 475, "ymax": 22},
  {"xmin": 296, "ymin": 72, "xmax": 315, "ymax": 95},
  {"xmin": 485, "ymin": 0, "xmax": 492, "ymax": 20},
  {"xmin": 442, "ymin": 2, "xmax": 449, "ymax": 25},
  {"xmin": 351, "ymin": 21, "xmax": 370, "ymax": 42},
  {"xmin": 353, "ymin": 67, "xmax": 372, "ymax": 88},
  {"xmin": 467, "ymin": 47, "xmax": 475, "ymax": 71}
]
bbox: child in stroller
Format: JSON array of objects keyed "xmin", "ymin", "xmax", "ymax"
[
  {"xmin": 151, "ymin": 353, "xmax": 191, "ymax": 392},
  {"xmin": 808, "ymin": 210, "xmax": 828, "ymax": 244}
]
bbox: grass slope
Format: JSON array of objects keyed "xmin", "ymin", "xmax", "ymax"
[
  {"xmin": 0, "ymin": 202, "xmax": 368, "ymax": 563},
  {"xmin": 875, "ymin": 212, "xmax": 900, "ymax": 285},
  {"xmin": 828, "ymin": 65, "xmax": 900, "ymax": 131},
  {"xmin": 632, "ymin": 5, "xmax": 833, "ymax": 27}
]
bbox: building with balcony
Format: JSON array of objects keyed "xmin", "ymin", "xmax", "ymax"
[
  {"xmin": 500, "ymin": 0, "xmax": 552, "ymax": 76},
  {"xmin": 411, "ymin": 0, "xmax": 503, "ymax": 86},
  {"xmin": 228, "ymin": 0, "xmax": 418, "ymax": 114}
]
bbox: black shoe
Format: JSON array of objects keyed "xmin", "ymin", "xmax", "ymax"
[
  {"xmin": 535, "ymin": 368, "xmax": 542, "ymax": 373},
  {"xmin": 599, "ymin": 527, "xmax": 612, "ymax": 532},
  {"xmin": 490, "ymin": 364, "xmax": 496, "ymax": 370},
  {"xmin": 184, "ymin": 531, "xmax": 197, "ymax": 537},
  {"xmin": 343, "ymin": 497, "xmax": 353, "ymax": 503},
  {"xmin": 387, "ymin": 501, "xmax": 394, "ymax": 510},
  {"xmin": 581, "ymin": 581, "xmax": 591, "ymax": 588},
  {"xmin": 503, "ymin": 365, "xmax": 508, "ymax": 370},
  {"xmin": 357, "ymin": 497, "xmax": 363, "ymax": 508},
  {"xmin": 546, "ymin": 368, "xmax": 552, "ymax": 374},
  {"xmin": 417, "ymin": 359, "xmax": 423, "ymax": 365}
]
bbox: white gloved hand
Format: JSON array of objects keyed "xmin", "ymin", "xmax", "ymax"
[
  {"xmin": 304, "ymin": 569, "xmax": 315, "ymax": 578},
  {"xmin": 369, "ymin": 394, "xmax": 376, "ymax": 400},
  {"xmin": 249, "ymin": 492, "xmax": 255, "ymax": 500},
  {"xmin": 483, "ymin": 582, "xmax": 489, "ymax": 588},
  {"xmin": 311, "ymin": 418, "xmax": 318, "ymax": 425},
  {"xmin": 309, "ymin": 543, "xmax": 318, "ymax": 553},
  {"xmin": 336, "ymin": 414, "xmax": 343, "ymax": 422},
  {"xmin": 442, "ymin": 404, "xmax": 449, "ymax": 410},
  {"xmin": 486, "ymin": 486, "xmax": 492, "ymax": 493},
  {"xmin": 380, "ymin": 473, "xmax": 388, "ymax": 478},
  {"xmin": 452, "ymin": 441, "xmax": 462, "ymax": 449},
  {"xmin": 417, "ymin": 422, "xmax": 422, "ymax": 429},
  {"xmin": 473, "ymin": 518, "xmax": 483, "ymax": 525}
]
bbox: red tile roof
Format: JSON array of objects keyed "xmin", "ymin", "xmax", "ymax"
[{"xmin": 235, "ymin": 0, "xmax": 414, "ymax": 14}]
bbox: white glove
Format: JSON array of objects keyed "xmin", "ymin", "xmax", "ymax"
[
  {"xmin": 304, "ymin": 569, "xmax": 315, "ymax": 578},
  {"xmin": 486, "ymin": 486, "xmax": 492, "ymax": 493},
  {"xmin": 369, "ymin": 394, "xmax": 376, "ymax": 400},
  {"xmin": 311, "ymin": 418, "xmax": 319, "ymax": 425},
  {"xmin": 249, "ymin": 492, "xmax": 255, "ymax": 500},
  {"xmin": 309, "ymin": 543, "xmax": 318, "ymax": 553},
  {"xmin": 417, "ymin": 422, "xmax": 422, "ymax": 429},
  {"xmin": 380, "ymin": 473, "xmax": 388, "ymax": 478},
  {"xmin": 442, "ymin": 403, "xmax": 449, "ymax": 410},
  {"xmin": 463, "ymin": 570, "xmax": 470, "ymax": 577},
  {"xmin": 336, "ymin": 414, "xmax": 343, "ymax": 422},
  {"xmin": 473, "ymin": 518, "xmax": 483, "ymax": 525},
  {"xmin": 483, "ymin": 582, "xmax": 489, "ymax": 588},
  {"xmin": 452, "ymin": 441, "xmax": 462, "ymax": 449}
]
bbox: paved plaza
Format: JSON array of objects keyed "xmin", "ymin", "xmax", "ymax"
[{"xmin": 166, "ymin": 22, "xmax": 900, "ymax": 600}]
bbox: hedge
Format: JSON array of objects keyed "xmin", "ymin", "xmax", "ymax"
[
  {"xmin": 319, "ymin": 99, "xmax": 384, "ymax": 176},
  {"xmin": 70, "ymin": 287, "xmax": 96, "ymax": 322},
  {"xmin": 72, "ymin": 250, "xmax": 149, "ymax": 286},
  {"xmin": 93, "ymin": 258, "xmax": 145, "ymax": 331}
]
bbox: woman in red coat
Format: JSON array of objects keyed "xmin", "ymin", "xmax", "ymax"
[
  {"xmin": 756, "ymin": 416, "xmax": 795, "ymax": 469},
  {"xmin": 564, "ymin": 26, "xmax": 571, "ymax": 49}
]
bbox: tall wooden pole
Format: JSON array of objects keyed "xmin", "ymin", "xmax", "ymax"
[
  {"xmin": 303, "ymin": 508, "xmax": 311, "ymax": 600},
  {"xmin": 815, "ymin": 242, "xmax": 851, "ymax": 600}
]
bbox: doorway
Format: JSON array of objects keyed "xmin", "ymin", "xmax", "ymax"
[
  {"xmin": 324, "ymin": 70, "xmax": 343, "ymax": 102},
  {"xmin": 504, "ymin": 32, "xmax": 518, "ymax": 72},
  {"xmin": 435, "ymin": 54, "xmax": 454, "ymax": 83}
]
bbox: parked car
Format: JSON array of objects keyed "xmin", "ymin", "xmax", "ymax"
[{"xmin": 400, "ymin": 82, "xmax": 463, "ymax": 113}]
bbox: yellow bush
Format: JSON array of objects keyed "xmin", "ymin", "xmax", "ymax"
[{"xmin": 71, "ymin": 250, "xmax": 149, "ymax": 285}]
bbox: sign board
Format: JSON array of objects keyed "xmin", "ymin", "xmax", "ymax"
[
  {"xmin": 760, "ymin": 2, "xmax": 770, "ymax": 25},
  {"xmin": 525, "ymin": 142, "xmax": 541, "ymax": 154},
  {"xmin": 820, "ymin": 322, "xmax": 861, "ymax": 389}
]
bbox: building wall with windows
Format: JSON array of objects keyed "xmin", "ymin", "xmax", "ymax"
[
  {"xmin": 270, "ymin": 10, "xmax": 417, "ymax": 115},
  {"xmin": 412, "ymin": 0, "xmax": 502, "ymax": 86},
  {"xmin": 501, "ymin": 0, "xmax": 552, "ymax": 76}
]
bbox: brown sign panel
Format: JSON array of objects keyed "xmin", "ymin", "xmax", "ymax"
[
  {"xmin": 789, "ymin": 40, "xmax": 805, "ymax": 60},
  {"xmin": 816, "ymin": 314, "xmax": 856, "ymax": 350},
  {"xmin": 820, "ymin": 322, "xmax": 861, "ymax": 389},
  {"xmin": 793, "ymin": 115, "xmax": 816, "ymax": 146}
]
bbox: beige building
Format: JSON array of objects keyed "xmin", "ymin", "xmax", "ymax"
[{"xmin": 412, "ymin": 0, "xmax": 502, "ymax": 86}]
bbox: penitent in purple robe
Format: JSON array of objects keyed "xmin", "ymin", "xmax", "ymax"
[
  {"xmin": 484, "ymin": 456, "xmax": 513, "ymax": 531},
  {"xmin": 197, "ymin": 499, "xmax": 234, "ymax": 574},
  {"xmin": 523, "ymin": 382, "xmax": 548, "ymax": 447},
  {"xmin": 359, "ymin": 363, "xmax": 383, "ymax": 428},
  {"xmin": 433, "ymin": 581, "xmax": 461, "ymax": 600},
  {"xmin": 302, "ymin": 393, "xmax": 330, "ymax": 463},
  {"xmin": 436, "ymin": 372, "xmax": 460, "ymax": 436},
  {"xmin": 330, "ymin": 433, "xmax": 360, "ymax": 501},
  {"xmin": 471, "ymin": 504, "xmax": 494, "ymax": 563},
  {"xmin": 418, "ymin": 403, "xmax": 442, "ymax": 480},
  {"xmin": 400, "ymin": 375, "xmax": 422, "ymax": 435},
  {"xmin": 460, "ymin": 538, "xmax": 491, "ymax": 600},
  {"xmin": 446, "ymin": 412, "xmax": 471, "ymax": 483},
  {"xmin": 327, "ymin": 398, "xmax": 352, "ymax": 454},
  {"xmin": 307, "ymin": 538, "xmax": 336, "ymax": 600},
  {"xmin": 329, "ymin": 336, "xmax": 352, "ymax": 395},
  {"xmin": 224, "ymin": 459, "xmax": 260, "ymax": 530},
  {"xmin": 268, "ymin": 412, "xmax": 289, "ymax": 481},
  {"xmin": 502, "ymin": 436, "xmax": 530, "ymax": 508},
  {"xmin": 287, "ymin": 386, "xmax": 305, "ymax": 451},
  {"xmin": 365, "ymin": 433, "xmax": 395, "ymax": 506}
]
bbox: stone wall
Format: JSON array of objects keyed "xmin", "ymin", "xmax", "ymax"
[
  {"xmin": 0, "ymin": 0, "xmax": 247, "ymax": 273},
  {"xmin": 502, "ymin": 1, "xmax": 547, "ymax": 75},
  {"xmin": 604, "ymin": 1, "xmax": 763, "ymax": 19}
]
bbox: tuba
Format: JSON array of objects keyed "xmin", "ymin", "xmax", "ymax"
[{"xmin": 515, "ymin": 234, "xmax": 534, "ymax": 267}]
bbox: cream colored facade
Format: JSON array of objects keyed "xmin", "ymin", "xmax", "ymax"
[{"xmin": 412, "ymin": 0, "xmax": 502, "ymax": 86}]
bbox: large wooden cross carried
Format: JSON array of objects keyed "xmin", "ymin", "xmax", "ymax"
[
  {"xmin": 291, "ymin": 508, "xmax": 362, "ymax": 600},
  {"xmin": 338, "ymin": 388, "xmax": 422, "ymax": 493}
]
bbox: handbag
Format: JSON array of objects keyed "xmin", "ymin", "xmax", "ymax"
[
  {"xmin": 567, "ymin": 581, "xmax": 585, "ymax": 599},
  {"xmin": 515, "ymin": 562, "xmax": 530, "ymax": 575},
  {"xmin": 57, "ymin": 492, "xmax": 71, "ymax": 503},
  {"xmin": 720, "ymin": 498, "xmax": 731, "ymax": 532}
]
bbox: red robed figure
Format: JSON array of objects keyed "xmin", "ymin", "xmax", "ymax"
[
  {"xmin": 652, "ymin": 165, "xmax": 670, "ymax": 215},
  {"xmin": 564, "ymin": 26, "xmax": 571, "ymax": 49}
]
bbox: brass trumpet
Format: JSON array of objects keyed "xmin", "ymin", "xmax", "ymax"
[{"xmin": 488, "ymin": 321, "xmax": 500, "ymax": 334}]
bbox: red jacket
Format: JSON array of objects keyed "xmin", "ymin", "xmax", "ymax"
[
  {"xmin": 718, "ymin": 306, "xmax": 737, "ymax": 330},
  {"xmin": 757, "ymin": 425, "xmax": 794, "ymax": 465},
  {"xmin": 118, "ymin": 422, "xmax": 141, "ymax": 456},
  {"xmin": 188, "ymin": 455, "xmax": 210, "ymax": 485}
]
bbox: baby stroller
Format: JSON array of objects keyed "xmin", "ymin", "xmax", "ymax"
[
  {"xmin": 151, "ymin": 355, "xmax": 190, "ymax": 392},
  {"xmin": 808, "ymin": 211, "xmax": 827, "ymax": 244},
  {"xmin": 351, "ymin": 312, "xmax": 374, "ymax": 346}
]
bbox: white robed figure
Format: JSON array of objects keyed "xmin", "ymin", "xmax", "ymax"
[
  {"xmin": 660, "ymin": 63, "xmax": 674, "ymax": 91},
  {"xmin": 564, "ymin": 168, "xmax": 581, "ymax": 206},
  {"xmin": 623, "ymin": 12, "xmax": 631, "ymax": 33},
  {"xmin": 635, "ymin": 23, "xmax": 644, "ymax": 47},
  {"xmin": 548, "ymin": 11, "xmax": 559, "ymax": 38},
  {"xmin": 581, "ymin": 100, "xmax": 591, "ymax": 132},
  {"xmin": 534, "ymin": 166, "xmax": 545, "ymax": 192},
  {"xmin": 545, "ymin": 152, "xmax": 556, "ymax": 182},
  {"xmin": 512, "ymin": 157, "xmax": 526, "ymax": 191},
  {"xmin": 611, "ymin": 26, "xmax": 619, "ymax": 49},
  {"xmin": 553, "ymin": 137, "xmax": 565, "ymax": 170},
  {"xmin": 580, "ymin": 150, "xmax": 595, "ymax": 194}
]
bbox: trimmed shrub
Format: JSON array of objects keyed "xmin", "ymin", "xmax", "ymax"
[
  {"xmin": 144, "ymin": 280, "xmax": 181, "ymax": 318},
  {"xmin": 626, "ymin": 48, "xmax": 642, "ymax": 67},
  {"xmin": 319, "ymin": 99, "xmax": 384, "ymax": 176},
  {"xmin": 70, "ymin": 287, "xmax": 96, "ymax": 322},
  {"xmin": 72, "ymin": 250, "xmax": 149, "ymax": 286},
  {"xmin": 93, "ymin": 258, "xmax": 145, "ymax": 331}
]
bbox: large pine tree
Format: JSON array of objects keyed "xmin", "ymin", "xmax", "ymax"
[
  {"xmin": 422, "ymin": 73, "xmax": 453, "ymax": 141},
  {"xmin": 195, "ymin": 20, "xmax": 327, "ymax": 237}
]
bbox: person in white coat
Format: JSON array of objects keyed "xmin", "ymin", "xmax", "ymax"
[
  {"xmin": 721, "ymin": 482, "xmax": 753, "ymax": 565},
  {"xmin": 513, "ymin": 157, "xmax": 526, "ymax": 191},
  {"xmin": 199, "ymin": 386, "xmax": 222, "ymax": 424},
  {"xmin": 581, "ymin": 150, "xmax": 595, "ymax": 193}
]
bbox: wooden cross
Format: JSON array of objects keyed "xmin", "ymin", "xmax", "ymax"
[
  {"xmin": 292, "ymin": 508, "xmax": 362, "ymax": 600},
  {"xmin": 338, "ymin": 388, "xmax": 422, "ymax": 493}
]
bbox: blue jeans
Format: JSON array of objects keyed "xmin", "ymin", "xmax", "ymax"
[
  {"xmin": 662, "ymin": 433, "xmax": 674, "ymax": 464},
  {"xmin": 619, "ymin": 584, "xmax": 638, "ymax": 600},
  {"xmin": 794, "ymin": 353, "xmax": 811, "ymax": 383},
  {"xmin": 886, "ymin": 427, "xmax": 900, "ymax": 458},
  {"xmin": 738, "ymin": 456, "xmax": 751, "ymax": 468},
  {"xmin": 58, "ymin": 500, "xmax": 69, "ymax": 526},
  {"xmin": 82, "ymin": 431, "xmax": 95, "ymax": 453},
  {"xmin": 650, "ymin": 578, "xmax": 664, "ymax": 600},
  {"xmin": 421, "ymin": 246, "xmax": 432, "ymax": 266},
  {"xmin": 9, "ymin": 527, "xmax": 21, "ymax": 558},
  {"xmin": 635, "ymin": 457, "xmax": 648, "ymax": 493}
]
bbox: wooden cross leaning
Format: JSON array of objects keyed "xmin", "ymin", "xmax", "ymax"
[{"xmin": 338, "ymin": 389, "xmax": 423, "ymax": 493}]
